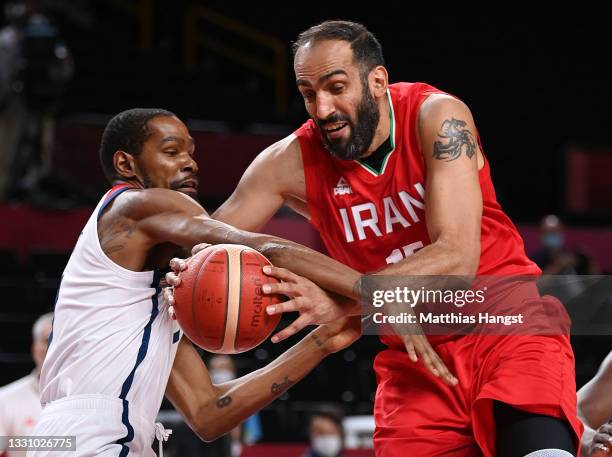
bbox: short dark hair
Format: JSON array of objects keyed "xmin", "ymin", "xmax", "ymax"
[
  {"xmin": 310, "ymin": 410, "xmax": 344, "ymax": 436},
  {"xmin": 99, "ymin": 108, "xmax": 176, "ymax": 182},
  {"xmin": 292, "ymin": 20, "xmax": 384, "ymax": 76}
]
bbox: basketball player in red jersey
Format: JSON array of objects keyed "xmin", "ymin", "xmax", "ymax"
[{"xmin": 169, "ymin": 20, "xmax": 583, "ymax": 457}]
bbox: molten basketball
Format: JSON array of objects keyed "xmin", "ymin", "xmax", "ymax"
[{"xmin": 172, "ymin": 244, "xmax": 282, "ymax": 354}]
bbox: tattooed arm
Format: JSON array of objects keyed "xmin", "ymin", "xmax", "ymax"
[
  {"xmin": 165, "ymin": 317, "xmax": 360, "ymax": 442},
  {"xmin": 375, "ymin": 94, "xmax": 483, "ymax": 277},
  {"xmin": 244, "ymin": 96, "xmax": 481, "ymax": 385}
]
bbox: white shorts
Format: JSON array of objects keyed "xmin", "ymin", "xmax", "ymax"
[{"xmin": 27, "ymin": 395, "xmax": 157, "ymax": 457}]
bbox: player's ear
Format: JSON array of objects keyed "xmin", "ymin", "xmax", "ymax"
[
  {"xmin": 113, "ymin": 150, "xmax": 138, "ymax": 179},
  {"xmin": 370, "ymin": 65, "xmax": 388, "ymax": 98}
]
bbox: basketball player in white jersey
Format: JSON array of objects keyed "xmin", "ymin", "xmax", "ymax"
[{"xmin": 29, "ymin": 108, "xmax": 361, "ymax": 457}]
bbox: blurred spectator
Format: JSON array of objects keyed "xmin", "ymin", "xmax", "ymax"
[
  {"xmin": 209, "ymin": 354, "xmax": 238, "ymax": 384},
  {"xmin": 0, "ymin": 0, "xmax": 73, "ymax": 203},
  {"xmin": 208, "ymin": 355, "xmax": 263, "ymax": 457},
  {"xmin": 533, "ymin": 215, "xmax": 599, "ymax": 275},
  {"xmin": 302, "ymin": 411, "xmax": 346, "ymax": 457},
  {"xmin": 0, "ymin": 2, "xmax": 28, "ymax": 202},
  {"xmin": 0, "ymin": 312, "xmax": 53, "ymax": 456},
  {"xmin": 534, "ymin": 215, "xmax": 601, "ymax": 303},
  {"xmin": 577, "ymin": 351, "xmax": 612, "ymax": 456}
]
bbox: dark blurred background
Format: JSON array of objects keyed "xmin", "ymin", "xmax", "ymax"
[{"xmin": 0, "ymin": 2, "xmax": 611, "ymax": 455}]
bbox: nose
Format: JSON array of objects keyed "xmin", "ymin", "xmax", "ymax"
[
  {"xmin": 182, "ymin": 153, "xmax": 198, "ymax": 174},
  {"xmin": 315, "ymin": 92, "xmax": 336, "ymax": 121}
]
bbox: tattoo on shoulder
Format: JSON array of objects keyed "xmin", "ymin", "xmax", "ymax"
[
  {"xmin": 216, "ymin": 396, "xmax": 232, "ymax": 408},
  {"xmin": 432, "ymin": 118, "xmax": 477, "ymax": 161},
  {"xmin": 270, "ymin": 376, "xmax": 293, "ymax": 394},
  {"xmin": 104, "ymin": 244, "xmax": 125, "ymax": 254},
  {"xmin": 100, "ymin": 218, "xmax": 136, "ymax": 255}
]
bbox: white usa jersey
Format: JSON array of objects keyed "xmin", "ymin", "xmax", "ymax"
[{"xmin": 38, "ymin": 184, "xmax": 181, "ymax": 452}]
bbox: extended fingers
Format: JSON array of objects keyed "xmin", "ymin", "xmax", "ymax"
[
  {"xmin": 419, "ymin": 343, "xmax": 457, "ymax": 385},
  {"xmin": 410, "ymin": 336, "xmax": 458, "ymax": 386},
  {"xmin": 266, "ymin": 299, "xmax": 300, "ymax": 316},
  {"xmin": 412, "ymin": 337, "xmax": 440, "ymax": 377},
  {"xmin": 402, "ymin": 337, "xmax": 418, "ymax": 363},
  {"xmin": 270, "ymin": 315, "xmax": 312, "ymax": 343},
  {"xmin": 426, "ymin": 350, "xmax": 458, "ymax": 386},
  {"xmin": 262, "ymin": 281, "xmax": 296, "ymax": 297},
  {"xmin": 262, "ymin": 265, "xmax": 298, "ymax": 283}
]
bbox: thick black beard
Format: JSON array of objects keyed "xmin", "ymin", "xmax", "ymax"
[{"xmin": 319, "ymin": 81, "xmax": 380, "ymax": 161}]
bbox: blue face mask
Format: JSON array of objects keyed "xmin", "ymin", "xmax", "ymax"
[{"xmin": 543, "ymin": 233, "xmax": 563, "ymax": 249}]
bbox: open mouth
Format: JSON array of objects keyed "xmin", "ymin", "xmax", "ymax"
[{"xmin": 324, "ymin": 122, "xmax": 348, "ymax": 133}]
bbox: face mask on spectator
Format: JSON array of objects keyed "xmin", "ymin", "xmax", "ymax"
[
  {"xmin": 312, "ymin": 434, "xmax": 342, "ymax": 457},
  {"xmin": 210, "ymin": 369, "xmax": 234, "ymax": 384},
  {"xmin": 543, "ymin": 233, "xmax": 563, "ymax": 249}
]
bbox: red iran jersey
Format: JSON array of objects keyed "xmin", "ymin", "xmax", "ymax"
[{"xmin": 296, "ymin": 82, "xmax": 540, "ymax": 277}]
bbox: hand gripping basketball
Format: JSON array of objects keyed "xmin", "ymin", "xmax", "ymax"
[{"xmin": 167, "ymin": 243, "xmax": 282, "ymax": 354}]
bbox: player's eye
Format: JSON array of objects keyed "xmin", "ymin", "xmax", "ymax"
[
  {"xmin": 164, "ymin": 149, "xmax": 178, "ymax": 156},
  {"xmin": 330, "ymin": 84, "xmax": 344, "ymax": 94},
  {"xmin": 302, "ymin": 91, "xmax": 315, "ymax": 101}
]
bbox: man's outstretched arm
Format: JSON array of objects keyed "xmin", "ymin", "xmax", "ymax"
[
  {"xmin": 165, "ymin": 317, "xmax": 360, "ymax": 442},
  {"xmin": 128, "ymin": 187, "xmax": 361, "ymax": 300},
  {"xmin": 132, "ymin": 187, "xmax": 456, "ymax": 385}
]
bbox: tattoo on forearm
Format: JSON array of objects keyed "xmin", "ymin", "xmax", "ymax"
[
  {"xmin": 311, "ymin": 333, "xmax": 324, "ymax": 348},
  {"xmin": 216, "ymin": 396, "xmax": 232, "ymax": 408},
  {"xmin": 432, "ymin": 118, "xmax": 477, "ymax": 161},
  {"xmin": 270, "ymin": 376, "xmax": 293, "ymax": 394}
]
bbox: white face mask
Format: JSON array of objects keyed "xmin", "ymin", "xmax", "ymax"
[
  {"xmin": 230, "ymin": 441, "xmax": 243, "ymax": 457},
  {"xmin": 312, "ymin": 435, "xmax": 342, "ymax": 457},
  {"xmin": 210, "ymin": 369, "xmax": 235, "ymax": 384}
]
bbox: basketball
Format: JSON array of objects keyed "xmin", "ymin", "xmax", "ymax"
[{"xmin": 172, "ymin": 244, "xmax": 282, "ymax": 354}]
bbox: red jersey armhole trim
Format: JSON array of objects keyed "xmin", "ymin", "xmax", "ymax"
[
  {"xmin": 296, "ymin": 128, "xmax": 322, "ymax": 230},
  {"xmin": 408, "ymin": 89, "xmax": 446, "ymax": 177}
]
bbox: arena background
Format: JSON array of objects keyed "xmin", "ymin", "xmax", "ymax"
[{"xmin": 0, "ymin": 3, "xmax": 611, "ymax": 456}]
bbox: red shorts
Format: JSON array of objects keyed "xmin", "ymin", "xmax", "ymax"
[{"xmin": 373, "ymin": 334, "xmax": 582, "ymax": 457}]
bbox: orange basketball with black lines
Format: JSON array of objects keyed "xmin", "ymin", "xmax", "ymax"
[{"xmin": 173, "ymin": 244, "xmax": 282, "ymax": 354}]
